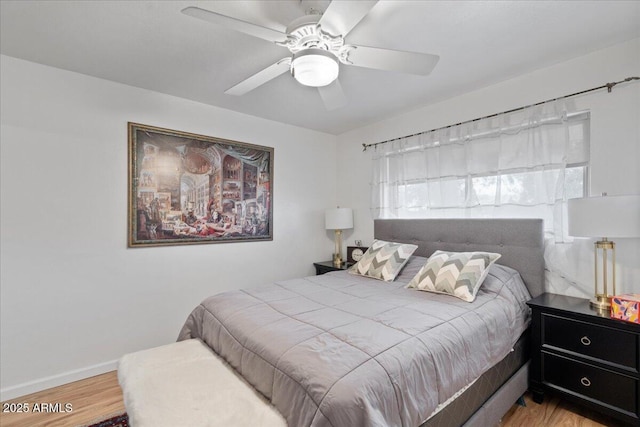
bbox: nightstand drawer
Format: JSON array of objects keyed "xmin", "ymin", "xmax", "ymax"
[
  {"xmin": 543, "ymin": 352, "xmax": 638, "ymax": 415},
  {"xmin": 543, "ymin": 314, "xmax": 638, "ymax": 371}
]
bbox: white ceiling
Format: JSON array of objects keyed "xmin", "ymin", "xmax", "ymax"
[{"xmin": 1, "ymin": 1, "xmax": 638, "ymax": 135}]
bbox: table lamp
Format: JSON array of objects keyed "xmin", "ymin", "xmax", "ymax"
[
  {"xmin": 568, "ymin": 194, "xmax": 640, "ymax": 310},
  {"xmin": 325, "ymin": 207, "xmax": 353, "ymax": 267}
]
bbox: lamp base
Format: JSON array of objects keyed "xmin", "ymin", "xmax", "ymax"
[
  {"xmin": 332, "ymin": 254, "xmax": 343, "ymax": 268},
  {"xmin": 590, "ymin": 294, "xmax": 612, "ymax": 310},
  {"xmin": 332, "ymin": 229, "xmax": 343, "ymax": 268}
]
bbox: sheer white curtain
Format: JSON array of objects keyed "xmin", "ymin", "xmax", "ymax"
[{"xmin": 371, "ymin": 100, "xmax": 589, "ymax": 241}]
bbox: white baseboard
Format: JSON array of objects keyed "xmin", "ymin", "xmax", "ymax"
[{"xmin": 0, "ymin": 359, "xmax": 118, "ymax": 402}]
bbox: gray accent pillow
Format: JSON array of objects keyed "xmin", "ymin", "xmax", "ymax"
[
  {"xmin": 406, "ymin": 250, "xmax": 502, "ymax": 302},
  {"xmin": 349, "ymin": 239, "xmax": 418, "ymax": 282}
]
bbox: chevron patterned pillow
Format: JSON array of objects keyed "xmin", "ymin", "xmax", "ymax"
[
  {"xmin": 406, "ymin": 250, "xmax": 501, "ymax": 302},
  {"xmin": 349, "ymin": 240, "xmax": 418, "ymax": 282}
]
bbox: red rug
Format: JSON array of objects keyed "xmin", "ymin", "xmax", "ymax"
[{"xmin": 86, "ymin": 413, "xmax": 128, "ymax": 427}]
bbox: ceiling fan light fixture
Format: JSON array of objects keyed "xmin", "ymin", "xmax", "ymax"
[{"xmin": 291, "ymin": 48, "xmax": 339, "ymax": 87}]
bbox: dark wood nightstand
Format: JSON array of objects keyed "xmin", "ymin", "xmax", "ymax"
[
  {"xmin": 527, "ymin": 293, "xmax": 640, "ymax": 426},
  {"xmin": 313, "ymin": 261, "xmax": 351, "ymax": 275}
]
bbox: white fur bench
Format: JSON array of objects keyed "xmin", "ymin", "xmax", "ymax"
[{"xmin": 118, "ymin": 339, "xmax": 287, "ymax": 427}]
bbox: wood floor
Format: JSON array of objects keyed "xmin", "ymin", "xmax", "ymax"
[
  {"xmin": 501, "ymin": 393, "xmax": 627, "ymax": 427},
  {"xmin": 0, "ymin": 371, "xmax": 627, "ymax": 426},
  {"xmin": 0, "ymin": 372, "xmax": 124, "ymax": 427}
]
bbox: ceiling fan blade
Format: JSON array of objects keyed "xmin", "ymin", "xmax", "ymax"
[
  {"xmin": 181, "ymin": 7, "xmax": 287, "ymax": 43},
  {"xmin": 318, "ymin": 0, "xmax": 378, "ymax": 37},
  {"xmin": 225, "ymin": 58, "xmax": 291, "ymax": 96},
  {"xmin": 318, "ymin": 79, "xmax": 347, "ymax": 111},
  {"xmin": 346, "ymin": 45, "xmax": 439, "ymax": 76}
]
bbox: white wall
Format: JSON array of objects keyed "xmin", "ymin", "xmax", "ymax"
[
  {"xmin": 0, "ymin": 56, "xmax": 338, "ymax": 400},
  {"xmin": 336, "ymin": 38, "xmax": 640, "ymax": 298}
]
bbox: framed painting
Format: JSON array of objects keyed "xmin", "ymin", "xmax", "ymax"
[{"xmin": 128, "ymin": 123, "xmax": 273, "ymax": 247}]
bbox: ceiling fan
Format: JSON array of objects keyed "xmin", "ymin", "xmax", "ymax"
[{"xmin": 182, "ymin": 1, "xmax": 439, "ymax": 110}]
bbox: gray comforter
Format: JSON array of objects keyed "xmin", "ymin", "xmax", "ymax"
[{"xmin": 178, "ymin": 257, "xmax": 531, "ymax": 427}]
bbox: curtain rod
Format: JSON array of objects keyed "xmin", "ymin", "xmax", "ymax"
[{"xmin": 362, "ymin": 76, "xmax": 639, "ymax": 151}]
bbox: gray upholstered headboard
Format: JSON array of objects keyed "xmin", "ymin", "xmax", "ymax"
[{"xmin": 374, "ymin": 219, "xmax": 545, "ymax": 298}]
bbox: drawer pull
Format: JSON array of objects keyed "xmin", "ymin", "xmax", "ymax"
[
  {"xmin": 580, "ymin": 336, "xmax": 591, "ymax": 346},
  {"xmin": 580, "ymin": 377, "xmax": 591, "ymax": 387}
]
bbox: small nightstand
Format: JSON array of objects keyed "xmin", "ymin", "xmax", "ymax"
[
  {"xmin": 313, "ymin": 261, "xmax": 351, "ymax": 275},
  {"xmin": 527, "ymin": 293, "xmax": 640, "ymax": 426}
]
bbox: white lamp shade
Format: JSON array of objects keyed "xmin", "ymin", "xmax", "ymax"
[
  {"xmin": 325, "ymin": 208, "xmax": 353, "ymax": 230},
  {"xmin": 568, "ymin": 194, "xmax": 640, "ymax": 238},
  {"xmin": 291, "ymin": 48, "xmax": 339, "ymax": 87}
]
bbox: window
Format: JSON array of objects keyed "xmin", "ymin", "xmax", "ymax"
[{"xmin": 371, "ymin": 101, "xmax": 589, "ymax": 240}]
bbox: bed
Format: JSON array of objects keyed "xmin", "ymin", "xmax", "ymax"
[{"xmin": 178, "ymin": 218, "xmax": 544, "ymax": 426}]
